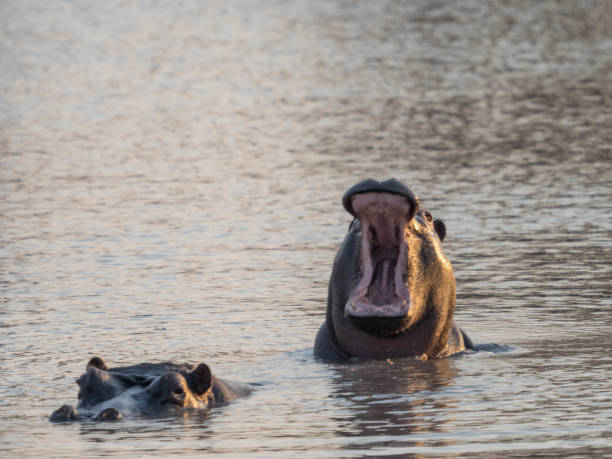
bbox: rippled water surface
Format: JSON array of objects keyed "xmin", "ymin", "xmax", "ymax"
[{"xmin": 1, "ymin": 1, "xmax": 611, "ymax": 457}]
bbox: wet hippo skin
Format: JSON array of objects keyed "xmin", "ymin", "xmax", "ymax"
[
  {"xmin": 50, "ymin": 357, "xmax": 251, "ymax": 422},
  {"xmin": 314, "ymin": 179, "xmax": 473, "ymax": 361}
]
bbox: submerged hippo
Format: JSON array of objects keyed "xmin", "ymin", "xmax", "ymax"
[
  {"xmin": 314, "ymin": 179, "xmax": 473, "ymax": 361},
  {"xmin": 50, "ymin": 357, "xmax": 251, "ymax": 422}
]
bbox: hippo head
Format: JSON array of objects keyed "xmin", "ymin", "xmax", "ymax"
[
  {"xmin": 339, "ymin": 179, "xmax": 453, "ymax": 340},
  {"xmin": 142, "ymin": 363, "xmax": 214, "ymax": 413},
  {"xmin": 52, "ymin": 359, "xmax": 224, "ymax": 422}
]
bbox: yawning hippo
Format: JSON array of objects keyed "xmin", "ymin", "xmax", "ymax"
[
  {"xmin": 314, "ymin": 179, "xmax": 473, "ymax": 361},
  {"xmin": 50, "ymin": 357, "xmax": 251, "ymax": 422}
]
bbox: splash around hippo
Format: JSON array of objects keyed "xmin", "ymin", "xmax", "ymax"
[
  {"xmin": 50, "ymin": 357, "xmax": 251, "ymax": 422},
  {"xmin": 314, "ymin": 179, "xmax": 473, "ymax": 361}
]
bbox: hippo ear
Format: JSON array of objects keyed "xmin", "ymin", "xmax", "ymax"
[
  {"xmin": 87, "ymin": 357, "xmax": 108, "ymax": 371},
  {"xmin": 433, "ymin": 219, "xmax": 446, "ymax": 242},
  {"xmin": 189, "ymin": 363, "xmax": 213, "ymax": 395}
]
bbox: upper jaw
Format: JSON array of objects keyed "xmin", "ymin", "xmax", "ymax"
[
  {"xmin": 342, "ymin": 178, "xmax": 419, "ymax": 219},
  {"xmin": 344, "ymin": 192, "xmax": 412, "ymax": 319}
]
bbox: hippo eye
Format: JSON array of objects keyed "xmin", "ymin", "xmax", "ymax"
[
  {"xmin": 423, "ymin": 211, "xmax": 433, "ymax": 223},
  {"xmin": 173, "ymin": 387, "xmax": 184, "ymax": 395}
]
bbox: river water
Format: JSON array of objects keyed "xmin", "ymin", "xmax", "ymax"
[{"xmin": 1, "ymin": 1, "xmax": 611, "ymax": 457}]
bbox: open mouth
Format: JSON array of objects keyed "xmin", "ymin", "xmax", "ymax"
[{"xmin": 345, "ymin": 192, "xmax": 411, "ymax": 319}]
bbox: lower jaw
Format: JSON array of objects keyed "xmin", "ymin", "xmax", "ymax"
[{"xmin": 346, "ymin": 314, "xmax": 409, "ymax": 336}]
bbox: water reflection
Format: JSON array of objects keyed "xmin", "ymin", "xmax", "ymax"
[
  {"xmin": 329, "ymin": 358, "xmax": 460, "ymax": 451},
  {"xmin": 78, "ymin": 410, "xmax": 213, "ymax": 439}
]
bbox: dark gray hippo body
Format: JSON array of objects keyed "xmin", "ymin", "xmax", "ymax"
[
  {"xmin": 314, "ymin": 179, "xmax": 473, "ymax": 361},
  {"xmin": 50, "ymin": 357, "xmax": 251, "ymax": 422}
]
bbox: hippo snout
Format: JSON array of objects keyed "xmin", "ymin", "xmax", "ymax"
[{"xmin": 342, "ymin": 178, "xmax": 419, "ymax": 219}]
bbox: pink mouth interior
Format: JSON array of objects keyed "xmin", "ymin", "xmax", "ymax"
[{"xmin": 345, "ymin": 192, "xmax": 411, "ymax": 318}]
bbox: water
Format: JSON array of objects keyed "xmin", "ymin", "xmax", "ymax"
[{"xmin": 1, "ymin": 0, "xmax": 611, "ymax": 457}]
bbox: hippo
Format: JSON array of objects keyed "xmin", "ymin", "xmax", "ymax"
[
  {"xmin": 314, "ymin": 179, "xmax": 473, "ymax": 361},
  {"xmin": 50, "ymin": 357, "xmax": 251, "ymax": 422}
]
